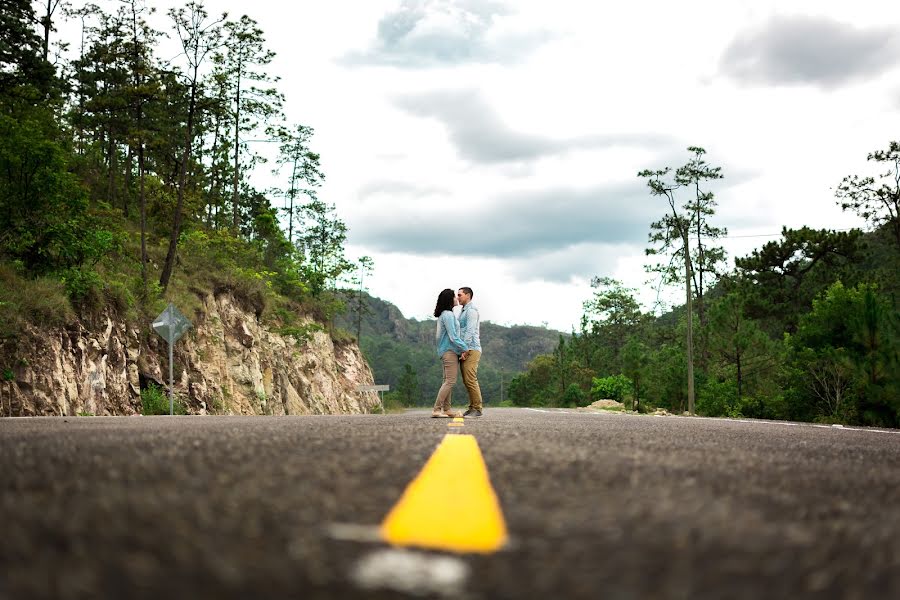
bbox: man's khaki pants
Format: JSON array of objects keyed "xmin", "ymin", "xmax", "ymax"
[{"xmin": 460, "ymin": 349, "xmax": 483, "ymax": 410}]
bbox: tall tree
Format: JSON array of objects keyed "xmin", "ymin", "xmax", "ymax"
[
  {"xmin": 200, "ymin": 65, "xmax": 234, "ymax": 228},
  {"xmin": 348, "ymin": 255, "xmax": 375, "ymax": 342},
  {"xmin": 297, "ymin": 197, "xmax": 352, "ymax": 297},
  {"xmin": 271, "ymin": 123, "xmax": 324, "ymax": 245},
  {"xmin": 640, "ymin": 147, "xmax": 725, "ymax": 414},
  {"xmin": 639, "ymin": 163, "xmax": 696, "ymax": 414},
  {"xmin": 71, "ymin": 7, "xmax": 131, "ymax": 207},
  {"xmin": 114, "ymin": 0, "xmax": 161, "ymax": 288},
  {"xmin": 707, "ymin": 292, "xmax": 776, "ymax": 404},
  {"xmin": 836, "ymin": 141, "xmax": 900, "ymax": 251},
  {"xmin": 217, "ymin": 15, "xmax": 282, "ymax": 233},
  {"xmin": 36, "ymin": 0, "xmax": 63, "ymax": 62},
  {"xmin": 622, "ymin": 336, "xmax": 650, "ymax": 411},
  {"xmin": 582, "ymin": 276, "xmax": 642, "ymax": 371},
  {"xmin": 788, "ymin": 282, "xmax": 899, "ymax": 426},
  {"xmin": 1, "ymin": 0, "xmax": 56, "ymax": 107},
  {"xmin": 678, "ymin": 147, "xmax": 727, "ymax": 331},
  {"xmin": 159, "ymin": 1, "xmax": 225, "ymax": 291}
]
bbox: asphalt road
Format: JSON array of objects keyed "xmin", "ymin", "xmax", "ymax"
[{"xmin": 2, "ymin": 408, "xmax": 899, "ymax": 599}]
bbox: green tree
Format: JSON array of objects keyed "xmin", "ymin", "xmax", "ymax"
[
  {"xmin": 734, "ymin": 227, "xmax": 863, "ymax": 334},
  {"xmin": 271, "ymin": 123, "xmax": 324, "ymax": 245},
  {"xmin": 36, "ymin": 0, "xmax": 64, "ymax": 62},
  {"xmin": 217, "ymin": 14, "xmax": 283, "ymax": 232},
  {"xmin": 622, "ymin": 336, "xmax": 650, "ymax": 411},
  {"xmin": 396, "ymin": 363, "xmax": 419, "ymax": 406},
  {"xmin": 297, "ymin": 197, "xmax": 353, "ymax": 297},
  {"xmin": 346, "ymin": 256, "xmax": 375, "ymax": 341},
  {"xmin": 117, "ymin": 0, "xmax": 163, "ymax": 289},
  {"xmin": 787, "ymin": 282, "xmax": 899, "ymax": 426},
  {"xmin": 678, "ymin": 147, "xmax": 727, "ymax": 331},
  {"xmin": 508, "ymin": 354, "xmax": 556, "ymax": 406},
  {"xmin": 836, "ymin": 141, "xmax": 900, "ymax": 252},
  {"xmin": 0, "ymin": 114, "xmax": 108, "ymax": 273},
  {"xmin": 582, "ymin": 277, "xmax": 642, "ymax": 371},
  {"xmin": 646, "ymin": 343, "xmax": 688, "ymax": 413},
  {"xmin": 706, "ymin": 292, "xmax": 778, "ymax": 405},
  {"xmin": 638, "ymin": 146, "xmax": 722, "ymax": 414},
  {"xmin": 159, "ymin": 2, "xmax": 226, "ymax": 292},
  {"xmin": 71, "ymin": 7, "xmax": 132, "ymax": 208},
  {"xmin": 0, "ymin": 0, "xmax": 57, "ymax": 109}
]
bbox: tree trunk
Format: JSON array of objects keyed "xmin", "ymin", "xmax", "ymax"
[
  {"xmin": 288, "ymin": 155, "xmax": 298, "ymax": 244},
  {"xmin": 683, "ymin": 229, "xmax": 695, "ymax": 415},
  {"xmin": 42, "ymin": 0, "xmax": 52, "ymax": 62},
  {"xmin": 139, "ymin": 144, "xmax": 147, "ymax": 290},
  {"xmin": 107, "ymin": 137, "xmax": 117, "ymax": 206},
  {"xmin": 160, "ymin": 72, "xmax": 199, "ymax": 291},
  {"xmin": 232, "ymin": 53, "xmax": 243, "ymax": 233},
  {"xmin": 123, "ymin": 145, "xmax": 132, "ymax": 218},
  {"xmin": 206, "ymin": 116, "xmax": 221, "ymax": 227}
]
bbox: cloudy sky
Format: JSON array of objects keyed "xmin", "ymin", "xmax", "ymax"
[{"xmin": 64, "ymin": 1, "xmax": 900, "ymax": 330}]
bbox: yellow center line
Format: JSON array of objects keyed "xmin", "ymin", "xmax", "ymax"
[{"xmin": 380, "ymin": 433, "xmax": 508, "ymax": 553}]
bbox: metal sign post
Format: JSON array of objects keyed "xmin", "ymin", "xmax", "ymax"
[
  {"xmin": 356, "ymin": 384, "xmax": 389, "ymax": 414},
  {"xmin": 152, "ymin": 303, "xmax": 192, "ymax": 415}
]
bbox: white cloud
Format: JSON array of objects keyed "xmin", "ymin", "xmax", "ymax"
[
  {"xmin": 720, "ymin": 15, "xmax": 900, "ymax": 88},
  {"xmin": 341, "ymin": 0, "xmax": 554, "ymax": 67}
]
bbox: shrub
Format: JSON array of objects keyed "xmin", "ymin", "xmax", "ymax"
[
  {"xmin": 562, "ymin": 383, "xmax": 588, "ymax": 407},
  {"xmin": 697, "ymin": 379, "xmax": 740, "ymax": 418},
  {"xmin": 59, "ymin": 266, "xmax": 103, "ymax": 307},
  {"xmin": 590, "ymin": 374, "xmax": 633, "ymax": 403},
  {"xmin": 141, "ymin": 382, "xmax": 186, "ymax": 415}
]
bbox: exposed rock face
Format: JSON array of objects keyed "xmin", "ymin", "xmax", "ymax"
[{"xmin": 1, "ymin": 292, "xmax": 381, "ymax": 416}]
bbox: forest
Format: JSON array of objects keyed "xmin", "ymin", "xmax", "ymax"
[
  {"xmin": 508, "ymin": 146, "xmax": 900, "ymax": 427},
  {"xmin": 0, "ymin": 0, "xmax": 368, "ymax": 368}
]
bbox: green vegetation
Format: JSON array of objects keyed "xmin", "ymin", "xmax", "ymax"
[
  {"xmin": 0, "ymin": 1, "xmax": 365, "ymax": 384},
  {"xmin": 509, "ymin": 147, "xmax": 900, "ymax": 427},
  {"xmin": 141, "ymin": 383, "xmax": 186, "ymax": 415}
]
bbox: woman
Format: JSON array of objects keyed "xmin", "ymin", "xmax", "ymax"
[{"xmin": 432, "ymin": 288, "xmax": 469, "ymax": 418}]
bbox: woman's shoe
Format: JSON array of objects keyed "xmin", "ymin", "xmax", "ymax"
[{"xmin": 432, "ymin": 410, "xmax": 458, "ymax": 418}]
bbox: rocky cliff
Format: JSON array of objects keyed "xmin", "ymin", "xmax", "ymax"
[{"xmin": 1, "ymin": 292, "xmax": 381, "ymax": 416}]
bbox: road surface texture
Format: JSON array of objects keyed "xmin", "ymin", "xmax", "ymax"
[{"xmin": 2, "ymin": 408, "xmax": 899, "ymax": 599}]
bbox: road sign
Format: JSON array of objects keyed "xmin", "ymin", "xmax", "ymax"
[
  {"xmin": 356, "ymin": 384, "xmax": 390, "ymax": 392},
  {"xmin": 152, "ymin": 303, "xmax": 192, "ymax": 415},
  {"xmin": 152, "ymin": 303, "xmax": 191, "ymax": 345},
  {"xmin": 356, "ymin": 384, "xmax": 389, "ymax": 414}
]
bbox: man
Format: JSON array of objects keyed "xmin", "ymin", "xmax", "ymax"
[{"xmin": 457, "ymin": 287, "xmax": 483, "ymax": 417}]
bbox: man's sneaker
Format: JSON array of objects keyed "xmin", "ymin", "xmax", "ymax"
[{"xmin": 463, "ymin": 409, "xmax": 482, "ymax": 418}]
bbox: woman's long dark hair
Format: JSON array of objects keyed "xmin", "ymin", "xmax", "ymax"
[{"xmin": 433, "ymin": 288, "xmax": 455, "ymax": 318}]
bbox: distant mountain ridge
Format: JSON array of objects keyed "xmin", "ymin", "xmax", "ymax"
[{"xmin": 337, "ymin": 292, "xmax": 565, "ymax": 405}]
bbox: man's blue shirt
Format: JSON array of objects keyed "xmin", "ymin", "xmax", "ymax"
[{"xmin": 459, "ymin": 302, "xmax": 481, "ymax": 352}]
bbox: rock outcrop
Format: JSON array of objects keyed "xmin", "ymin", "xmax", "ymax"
[{"xmin": 0, "ymin": 292, "xmax": 381, "ymax": 416}]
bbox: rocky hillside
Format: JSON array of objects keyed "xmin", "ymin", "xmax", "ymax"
[{"xmin": 2, "ymin": 292, "xmax": 381, "ymax": 417}]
